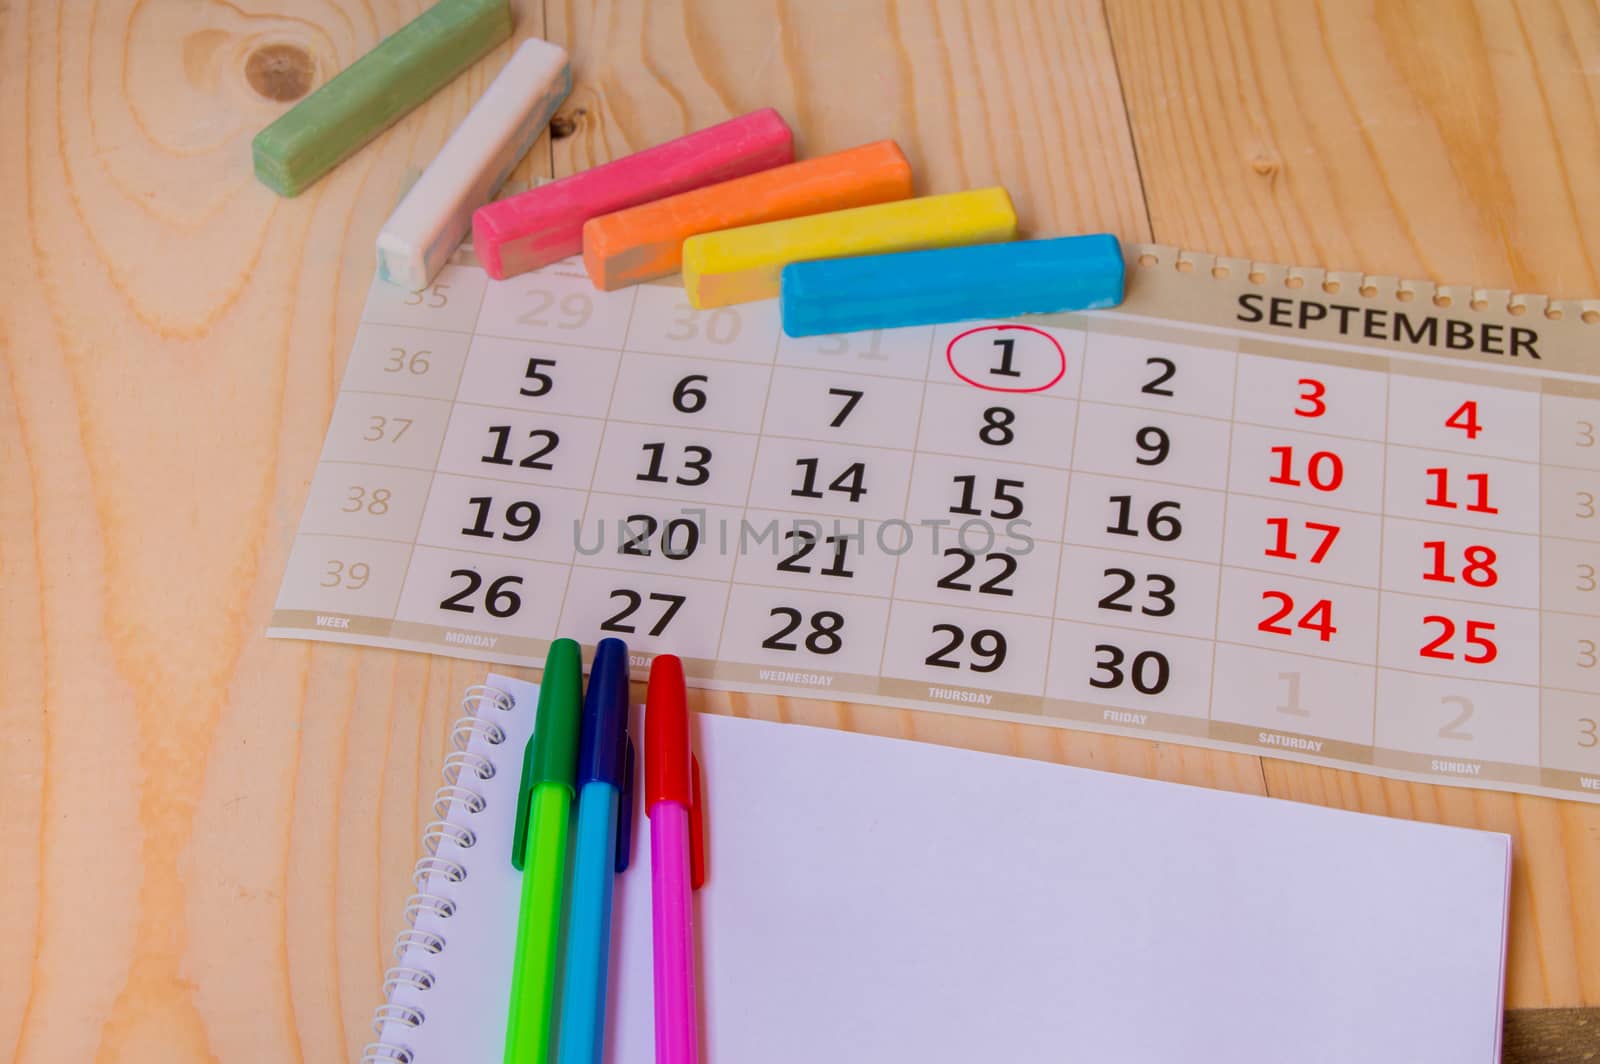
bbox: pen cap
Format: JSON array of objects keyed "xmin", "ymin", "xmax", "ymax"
[
  {"xmin": 577, "ymin": 637, "xmax": 631, "ymax": 787},
  {"xmin": 528, "ymin": 638, "xmax": 584, "ymax": 792},
  {"xmin": 644, "ymin": 654, "xmax": 692, "ymax": 812}
]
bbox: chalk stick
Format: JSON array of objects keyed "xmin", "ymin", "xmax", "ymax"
[
  {"xmin": 252, "ymin": 0, "xmax": 513, "ymax": 198},
  {"xmin": 681, "ymin": 187, "xmax": 1018, "ymax": 309},
  {"xmin": 778, "ymin": 234, "xmax": 1125, "ymax": 337},
  {"xmin": 375, "ymin": 39, "xmax": 571, "ymax": 290},
  {"xmin": 580, "ymin": 140, "xmax": 913, "ymax": 291},
  {"xmin": 472, "ymin": 109, "xmax": 794, "ymax": 279}
]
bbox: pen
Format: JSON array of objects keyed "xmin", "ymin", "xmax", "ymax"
[
  {"xmin": 645, "ymin": 654, "xmax": 707, "ymax": 1064},
  {"xmin": 503, "ymin": 638, "xmax": 584, "ymax": 1064},
  {"xmin": 556, "ymin": 637, "xmax": 635, "ymax": 1064}
]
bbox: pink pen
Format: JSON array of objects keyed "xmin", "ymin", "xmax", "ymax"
[{"xmin": 644, "ymin": 655, "xmax": 706, "ymax": 1064}]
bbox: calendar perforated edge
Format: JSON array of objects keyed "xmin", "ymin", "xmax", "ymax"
[{"xmin": 1113, "ymin": 244, "xmax": 1600, "ymax": 377}]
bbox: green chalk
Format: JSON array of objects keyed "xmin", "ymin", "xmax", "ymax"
[{"xmin": 252, "ymin": 0, "xmax": 514, "ymax": 197}]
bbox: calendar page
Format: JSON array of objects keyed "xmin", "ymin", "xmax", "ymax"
[{"xmin": 271, "ymin": 243, "xmax": 1600, "ymax": 803}]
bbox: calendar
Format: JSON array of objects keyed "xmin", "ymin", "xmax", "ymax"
[{"xmin": 271, "ymin": 244, "xmax": 1600, "ymax": 802}]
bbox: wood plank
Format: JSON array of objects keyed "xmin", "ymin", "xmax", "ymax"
[
  {"xmin": 1106, "ymin": 0, "xmax": 1600, "ymax": 1009},
  {"xmin": 1505, "ymin": 1007, "xmax": 1600, "ymax": 1064},
  {"xmin": 0, "ymin": 2, "xmax": 556, "ymax": 1061}
]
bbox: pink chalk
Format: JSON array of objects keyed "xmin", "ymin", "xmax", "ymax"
[{"xmin": 471, "ymin": 108, "xmax": 794, "ymax": 279}]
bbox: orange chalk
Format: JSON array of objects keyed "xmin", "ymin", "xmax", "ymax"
[{"xmin": 581, "ymin": 140, "xmax": 913, "ymax": 290}]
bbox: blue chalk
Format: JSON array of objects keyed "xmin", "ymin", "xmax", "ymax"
[{"xmin": 779, "ymin": 234, "xmax": 1125, "ymax": 337}]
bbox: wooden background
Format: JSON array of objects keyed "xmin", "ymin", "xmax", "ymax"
[{"xmin": 3, "ymin": 0, "xmax": 1597, "ymax": 1060}]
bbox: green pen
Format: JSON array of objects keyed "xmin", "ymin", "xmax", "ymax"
[{"xmin": 503, "ymin": 638, "xmax": 584, "ymax": 1064}]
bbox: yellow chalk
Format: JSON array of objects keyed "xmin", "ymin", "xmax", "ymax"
[{"xmin": 681, "ymin": 187, "xmax": 1018, "ymax": 308}]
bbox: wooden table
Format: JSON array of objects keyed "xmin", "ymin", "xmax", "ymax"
[{"xmin": 3, "ymin": 2, "xmax": 1597, "ymax": 1060}]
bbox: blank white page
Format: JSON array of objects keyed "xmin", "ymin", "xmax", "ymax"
[
  {"xmin": 603, "ymin": 712, "xmax": 1510, "ymax": 1064},
  {"xmin": 377, "ymin": 676, "xmax": 1509, "ymax": 1064}
]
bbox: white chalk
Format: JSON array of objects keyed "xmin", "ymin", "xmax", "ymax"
[{"xmin": 376, "ymin": 38, "xmax": 571, "ymax": 290}]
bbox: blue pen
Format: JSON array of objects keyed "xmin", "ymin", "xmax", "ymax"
[{"xmin": 557, "ymin": 637, "xmax": 635, "ymax": 1064}]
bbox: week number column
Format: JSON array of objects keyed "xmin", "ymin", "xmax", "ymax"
[
  {"xmin": 1539, "ymin": 388, "xmax": 1600, "ymax": 792},
  {"xmin": 275, "ymin": 266, "xmax": 485, "ymax": 634}
]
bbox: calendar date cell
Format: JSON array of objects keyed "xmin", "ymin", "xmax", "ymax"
[
  {"xmin": 1231, "ymin": 353, "xmax": 1386, "ymax": 440},
  {"xmin": 747, "ymin": 436, "xmax": 914, "ymax": 521},
  {"xmin": 762, "ymin": 366, "xmax": 923, "ymax": 449},
  {"xmin": 915, "ymin": 383, "xmax": 1077, "ymax": 468},
  {"xmin": 1079, "ymin": 332, "xmax": 1236, "ymax": 418},
  {"xmin": 477, "ymin": 264, "xmax": 634, "ymax": 350},
  {"xmin": 1374, "ymin": 670, "xmax": 1539, "ymax": 768},
  {"xmin": 732, "ymin": 509, "xmax": 901, "ymax": 598},
  {"xmin": 1541, "ymin": 393, "xmax": 1600, "ymax": 471},
  {"xmin": 391, "ymin": 547, "xmax": 568, "ymax": 639},
  {"xmin": 1541, "ymin": 465, "xmax": 1600, "ymax": 542},
  {"xmin": 436, "ymin": 404, "xmax": 604, "ymax": 490},
  {"xmin": 1539, "ymin": 689, "xmax": 1600, "ymax": 777},
  {"xmin": 559, "ymin": 567, "xmax": 728, "ymax": 660},
  {"xmin": 777, "ymin": 324, "xmax": 935, "ymax": 380},
  {"xmin": 1216, "ymin": 572, "xmax": 1379, "ymax": 664},
  {"xmin": 1540, "ymin": 623, "xmax": 1600, "ymax": 695},
  {"xmin": 1053, "ymin": 544, "xmax": 1221, "ymax": 639},
  {"xmin": 606, "ymin": 352, "xmax": 770, "ymax": 434},
  {"xmin": 1071, "ymin": 401, "xmax": 1232, "ymax": 490},
  {"xmin": 1377, "ymin": 593, "xmax": 1539, "ymax": 684},
  {"xmin": 576, "ymin": 495, "xmax": 742, "ymax": 581},
  {"xmin": 891, "ymin": 537, "xmax": 1060, "ymax": 617},
  {"xmin": 1385, "ymin": 447, "xmax": 1538, "ymax": 534},
  {"xmin": 880, "ymin": 599, "xmax": 1052, "ymax": 696},
  {"xmin": 592, "ymin": 421, "xmax": 759, "ymax": 507},
  {"xmin": 934, "ymin": 321, "xmax": 1082, "ymax": 396},
  {"xmin": 904, "ymin": 451, "xmax": 1070, "ymax": 544},
  {"xmin": 1220, "ymin": 494, "xmax": 1381, "ymax": 587},
  {"xmin": 1380, "ymin": 518, "xmax": 1539, "ymax": 609},
  {"xmin": 1209, "ymin": 643, "xmax": 1376, "ymax": 746},
  {"xmin": 454, "ymin": 335, "xmax": 621, "ymax": 418},
  {"xmin": 718, "ymin": 585, "xmax": 890, "ymax": 677},
  {"xmin": 1062, "ymin": 473, "xmax": 1225, "ymax": 563},
  {"xmin": 1387, "ymin": 373, "xmax": 1539, "ymax": 462},
  {"xmin": 1046, "ymin": 620, "xmax": 1214, "ymax": 719},
  {"xmin": 415, "ymin": 473, "xmax": 587, "ymax": 563},
  {"xmin": 1229, "ymin": 423, "xmax": 1385, "ymax": 512},
  {"xmin": 625, "ymin": 285, "xmax": 782, "ymax": 362}
]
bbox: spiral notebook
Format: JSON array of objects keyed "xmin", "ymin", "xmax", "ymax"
[{"xmin": 364, "ymin": 674, "xmax": 1511, "ymax": 1063}]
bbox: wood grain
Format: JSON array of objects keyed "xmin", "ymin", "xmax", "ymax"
[
  {"xmin": 0, "ymin": 1, "xmax": 1593, "ymax": 1063},
  {"xmin": 1105, "ymin": 0, "xmax": 1600, "ymax": 1009}
]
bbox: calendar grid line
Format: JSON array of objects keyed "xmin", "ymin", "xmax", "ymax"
[
  {"xmin": 1369, "ymin": 371, "xmax": 1394, "ymax": 749},
  {"xmin": 714, "ymin": 321, "xmax": 784, "ymax": 665},
  {"xmin": 1202, "ymin": 343, "xmax": 1243, "ymax": 728},
  {"xmin": 1039, "ymin": 398, "xmax": 1090, "ymax": 702},
  {"xmin": 1538, "ymin": 381, "xmax": 1547, "ymax": 771},
  {"xmin": 562, "ymin": 285, "xmax": 643, "ymax": 644},
  {"xmin": 876, "ymin": 327, "xmax": 939, "ymax": 682}
]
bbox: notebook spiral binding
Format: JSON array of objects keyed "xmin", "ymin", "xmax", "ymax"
[{"xmin": 360, "ymin": 683, "xmax": 517, "ymax": 1064}]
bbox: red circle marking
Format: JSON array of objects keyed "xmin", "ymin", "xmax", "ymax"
[{"xmin": 944, "ymin": 324, "xmax": 1067, "ymax": 393}]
